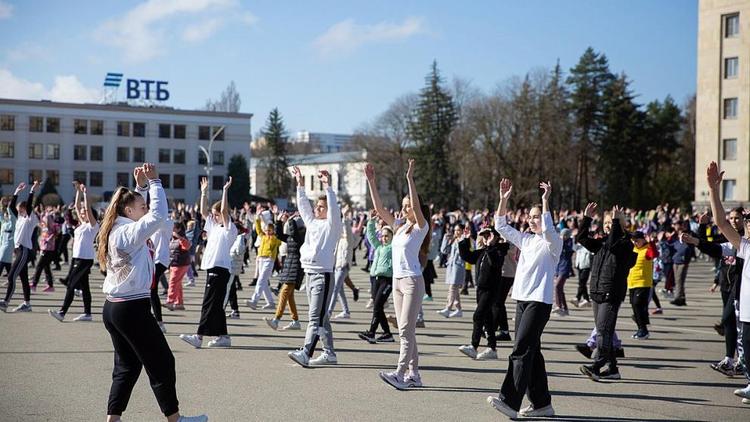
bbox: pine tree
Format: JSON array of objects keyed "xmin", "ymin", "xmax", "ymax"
[
  {"xmin": 226, "ymin": 154, "xmax": 251, "ymax": 209},
  {"xmin": 263, "ymin": 108, "xmax": 292, "ymax": 200},
  {"xmin": 540, "ymin": 61, "xmax": 575, "ymax": 207},
  {"xmin": 407, "ymin": 61, "xmax": 459, "ymax": 208}
]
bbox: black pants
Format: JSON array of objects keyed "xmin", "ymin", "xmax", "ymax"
[
  {"xmin": 593, "ymin": 300, "xmax": 621, "ymax": 371},
  {"xmin": 423, "ymin": 260, "xmax": 436, "ymax": 298},
  {"xmin": 197, "ymin": 267, "xmax": 231, "ymax": 336},
  {"xmin": 494, "ymin": 277, "xmax": 514, "ymax": 332},
  {"xmin": 473, "ymin": 287, "xmax": 499, "ymax": 350},
  {"xmin": 102, "ymin": 299, "xmax": 178, "ymax": 417},
  {"xmin": 368, "ymin": 276, "xmax": 393, "ymax": 335},
  {"xmin": 56, "ymin": 233, "xmax": 71, "ymax": 265},
  {"xmin": 651, "ymin": 284, "xmax": 662, "ymax": 309},
  {"xmin": 500, "ymin": 301, "xmax": 552, "ymax": 411},
  {"xmin": 721, "ymin": 290, "xmax": 737, "ymax": 358},
  {"xmin": 150, "ymin": 263, "xmax": 167, "ymax": 322},
  {"xmin": 5, "ymin": 246, "xmax": 31, "ymax": 302},
  {"xmin": 226, "ymin": 274, "xmax": 240, "ymax": 312},
  {"xmin": 60, "ymin": 258, "xmax": 93, "ymax": 315},
  {"xmin": 0, "ymin": 262, "xmax": 10, "ymax": 277},
  {"xmin": 32, "ymin": 250, "xmax": 56, "ymax": 287},
  {"xmin": 741, "ymin": 319, "xmax": 750, "ymax": 382},
  {"xmin": 630, "ymin": 288, "xmax": 650, "ymax": 332},
  {"xmin": 576, "ymin": 268, "xmax": 591, "ymax": 301}
]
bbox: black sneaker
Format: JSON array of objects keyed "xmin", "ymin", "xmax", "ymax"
[
  {"xmin": 497, "ymin": 331, "xmax": 512, "ymax": 341},
  {"xmin": 579, "ymin": 365, "xmax": 600, "ymax": 382},
  {"xmin": 669, "ymin": 299, "xmax": 686, "ymax": 306},
  {"xmin": 615, "ymin": 348, "xmax": 625, "ymax": 358},
  {"xmin": 710, "ymin": 359, "xmax": 734, "ymax": 376},
  {"xmin": 599, "ymin": 367, "xmax": 621, "ymax": 380},
  {"xmin": 376, "ymin": 333, "xmax": 395, "ymax": 343},
  {"xmin": 58, "ymin": 277, "xmax": 68, "ymax": 286},
  {"xmin": 358, "ymin": 331, "xmax": 377, "ymax": 344},
  {"xmin": 575, "ymin": 344, "xmax": 593, "ymax": 359},
  {"xmin": 353, "ymin": 288, "xmax": 360, "ymax": 302}
]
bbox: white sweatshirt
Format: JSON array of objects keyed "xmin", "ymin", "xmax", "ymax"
[
  {"xmin": 135, "ymin": 185, "xmax": 173, "ymax": 266},
  {"xmin": 297, "ymin": 186, "xmax": 342, "ymax": 273}
]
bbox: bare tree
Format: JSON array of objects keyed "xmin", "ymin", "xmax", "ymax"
[{"xmin": 205, "ymin": 81, "xmax": 241, "ymax": 112}]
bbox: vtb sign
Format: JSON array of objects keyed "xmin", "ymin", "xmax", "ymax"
[{"xmin": 103, "ymin": 72, "xmax": 170, "ymax": 101}]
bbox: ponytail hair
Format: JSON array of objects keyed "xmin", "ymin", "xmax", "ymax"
[
  {"xmin": 418, "ymin": 202, "xmax": 432, "ymax": 258},
  {"xmin": 96, "ymin": 187, "xmax": 141, "ymax": 269}
]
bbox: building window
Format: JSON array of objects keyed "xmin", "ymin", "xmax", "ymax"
[
  {"xmin": 198, "ymin": 153, "xmax": 208, "ymax": 165},
  {"xmin": 90, "ymin": 145, "xmax": 103, "ymax": 161},
  {"xmin": 0, "ymin": 169, "xmax": 13, "ymax": 184},
  {"xmin": 0, "ymin": 142, "xmax": 14, "ymax": 158},
  {"xmin": 89, "ymin": 171, "xmax": 103, "ymax": 187},
  {"xmin": 46, "ymin": 117, "xmax": 60, "ymax": 133},
  {"xmin": 725, "ymin": 14, "xmax": 740, "ymax": 38},
  {"xmin": 723, "ymin": 138, "xmax": 738, "ymax": 160},
  {"xmin": 161, "ymin": 173, "xmax": 170, "ymax": 189},
  {"xmin": 74, "ymin": 119, "xmax": 88, "ymax": 134},
  {"xmin": 117, "ymin": 147, "xmax": 130, "ymax": 162},
  {"xmin": 46, "ymin": 144, "xmax": 60, "ymax": 160},
  {"xmin": 133, "ymin": 147, "xmax": 145, "ymax": 163},
  {"xmin": 133, "ymin": 122, "xmax": 145, "ymax": 137},
  {"xmin": 29, "ymin": 143, "xmax": 43, "ymax": 159},
  {"xmin": 46, "ymin": 170, "xmax": 59, "ymax": 186},
  {"xmin": 73, "ymin": 171, "xmax": 87, "ymax": 185},
  {"xmin": 212, "ymin": 151, "xmax": 224, "ymax": 165},
  {"xmin": 173, "ymin": 149, "xmax": 185, "ymax": 164},
  {"xmin": 0, "ymin": 115, "xmax": 14, "ymax": 131},
  {"xmin": 74, "ymin": 145, "xmax": 87, "ymax": 160},
  {"xmin": 159, "ymin": 148, "xmax": 171, "ymax": 163},
  {"xmin": 159, "ymin": 124, "xmax": 171, "ymax": 139},
  {"xmin": 198, "ymin": 125, "xmax": 210, "ymax": 140},
  {"xmin": 90, "ymin": 120, "xmax": 104, "ymax": 135},
  {"xmin": 212, "ymin": 126, "xmax": 225, "ymax": 141},
  {"xmin": 174, "ymin": 125, "xmax": 186, "ymax": 139},
  {"xmin": 310, "ymin": 175, "xmax": 314, "ymax": 191},
  {"xmin": 29, "ymin": 116, "xmax": 44, "ymax": 132},
  {"xmin": 725, "ymin": 57, "xmax": 739, "ymax": 79},
  {"xmin": 117, "ymin": 121, "xmax": 130, "ymax": 137},
  {"xmin": 117, "ymin": 172, "xmax": 130, "ymax": 187},
  {"xmin": 723, "ymin": 179, "xmax": 736, "ymax": 201},
  {"xmin": 173, "ymin": 174, "xmax": 185, "ymax": 189},
  {"xmin": 212, "ymin": 176, "xmax": 224, "ymax": 190},
  {"xmin": 724, "ymin": 98, "xmax": 738, "ymax": 119},
  {"xmin": 29, "ymin": 169, "xmax": 43, "ymax": 183}
]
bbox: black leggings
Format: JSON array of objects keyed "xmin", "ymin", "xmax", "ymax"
[
  {"xmin": 473, "ymin": 287, "xmax": 500, "ymax": 349},
  {"xmin": 150, "ymin": 263, "xmax": 168, "ymax": 322},
  {"xmin": 368, "ymin": 276, "xmax": 393, "ymax": 335},
  {"xmin": 5, "ymin": 246, "xmax": 31, "ymax": 302},
  {"xmin": 721, "ymin": 290, "xmax": 737, "ymax": 359},
  {"xmin": 629, "ymin": 287, "xmax": 650, "ymax": 332},
  {"xmin": 576, "ymin": 268, "xmax": 591, "ymax": 301},
  {"xmin": 103, "ymin": 298, "xmax": 178, "ymax": 417},
  {"xmin": 226, "ymin": 274, "xmax": 241, "ymax": 312},
  {"xmin": 60, "ymin": 258, "xmax": 93, "ymax": 316},
  {"xmin": 197, "ymin": 267, "xmax": 231, "ymax": 336},
  {"xmin": 32, "ymin": 250, "xmax": 56, "ymax": 287}
]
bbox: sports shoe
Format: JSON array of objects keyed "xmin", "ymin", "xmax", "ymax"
[
  {"xmin": 476, "ymin": 348, "xmax": 498, "ymax": 360},
  {"xmin": 264, "ymin": 317, "xmax": 279, "ymax": 330},
  {"xmin": 72, "ymin": 314, "xmax": 92, "ymax": 322},
  {"xmin": 569, "ymin": 299, "xmax": 580, "ymax": 308},
  {"xmin": 669, "ymin": 298, "xmax": 686, "ymax": 306},
  {"xmin": 448, "ymin": 309, "xmax": 463, "ymax": 318},
  {"xmin": 579, "ymin": 299, "xmax": 591, "ymax": 307},
  {"xmin": 333, "ymin": 311, "xmax": 350, "ymax": 320},
  {"xmin": 30, "ymin": 284, "xmax": 37, "ymax": 293},
  {"xmin": 631, "ymin": 330, "xmax": 650, "ymax": 340},
  {"xmin": 207, "ymin": 335, "xmax": 231, "ymax": 348},
  {"xmin": 599, "ymin": 367, "xmax": 621, "ymax": 380},
  {"xmin": 359, "ymin": 331, "xmax": 377, "ymax": 344},
  {"xmin": 404, "ymin": 373, "xmax": 422, "ymax": 388},
  {"xmin": 486, "ymin": 396, "xmax": 517, "ymax": 418},
  {"xmin": 365, "ymin": 299, "xmax": 374, "ymax": 309},
  {"xmin": 743, "ymin": 398, "xmax": 750, "ymax": 405},
  {"xmin": 616, "ymin": 348, "xmax": 625, "ymax": 358},
  {"xmin": 422, "ymin": 294, "xmax": 433, "ymax": 301},
  {"xmin": 183, "ymin": 280, "xmax": 195, "ymax": 287},
  {"xmin": 14, "ymin": 303, "xmax": 32, "ymax": 312},
  {"xmin": 497, "ymin": 331, "xmax": 512, "ymax": 341},
  {"xmin": 437, "ymin": 308, "xmax": 451, "ymax": 318},
  {"xmin": 415, "ymin": 319, "xmax": 425, "ymax": 328},
  {"xmin": 74, "ymin": 289, "xmax": 82, "ymax": 297},
  {"xmin": 177, "ymin": 415, "xmax": 208, "ymax": 422},
  {"xmin": 261, "ymin": 303, "xmax": 275, "ymax": 310},
  {"xmin": 245, "ymin": 299, "xmax": 257, "ymax": 310},
  {"xmin": 710, "ymin": 357, "xmax": 734, "ymax": 375},
  {"xmin": 379, "ymin": 371, "xmax": 408, "ymax": 390},
  {"xmin": 288, "ymin": 349, "xmax": 309, "ymax": 367},
  {"xmin": 179, "ymin": 334, "xmax": 203, "ymax": 348},
  {"xmin": 458, "ymin": 345, "xmax": 478, "ymax": 359},
  {"xmin": 353, "ymin": 288, "xmax": 360, "ymax": 302},
  {"xmin": 376, "ymin": 333, "xmax": 395, "ymax": 343},
  {"xmin": 48, "ymin": 309, "xmax": 64, "ymax": 322},
  {"xmin": 731, "ymin": 362, "xmax": 746, "ymax": 377},
  {"xmin": 226, "ymin": 310, "xmax": 240, "ymax": 319},
  {"xmin": 0, "ymin": 300, "xmax": 7, "ymax": 312},
  {"xmin": 734, "ymin": 385, "xmax": 750, "ymax": 399},
  {"xmin": 309, "ymin": 352, "xmax": 337, "ymax": 366},
  {"xmin": 650, "ymin": 308, "xmax": 663, "ymax": 315},
  {"xmin": 42, "ymin": 285, "xmax": 54, "ymax": 293},
  {"xmin": 575, "ymin": 344, "xmax": 593, "ymax": 359},
  {"xmin": 519, "ymin": 403, "xmax": 555, "ymax": 417},
  {"xmin": 579, "ymin": 364, "xmax": 601, "ymax": 381},
  {"xmin": 158, "ymin": 322, "xmax": 167, "ymax": 333},
  {"xmin": 58, "ymin": 277, "xmax": 68, "ymax": 286},
  {"xmin": 283, "ymin": 320, "xmax": 301, "ymax": 330}
]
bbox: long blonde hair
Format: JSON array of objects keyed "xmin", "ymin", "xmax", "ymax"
[{"xmin": 96, "ymin": 187, "xmax": 141, "ymax": 269}]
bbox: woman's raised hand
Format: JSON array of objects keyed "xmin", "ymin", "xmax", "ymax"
[
  {"xmin": 539, "ymin": 181, "xmax": 552, "ymax": 202},
  {"xmin": 499, "ymin": 178, "xmax": 513, "ymax": 199},
  {"xmin": 142, "ymin": 163, "xmax": 158, "ymax": 180}
]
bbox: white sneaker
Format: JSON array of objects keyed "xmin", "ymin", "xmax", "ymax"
[
  {"xmin": 437, "ymin": 308, "xmax": 451, "ymax": 318},
  {"xmin": 476, "ymin": 348, "xmax": 498, "ymax": 360},
  {"xmin": 72, "ymin": 314, "xmax": 92, "ymax": 322},
  {"xmin": 179, "ymin": 334, "xmax": 203, "ymax": 349},
  {"xmin": 48, "ymin": 309, "xmax": 64, "ymax": 322},
  {"xmin": 458, "ymin": 345, "xmax": 478, "ymax": 359},
  {"xmin": 245, "ymin": 299, "xmax": 257, "ymax": 310},
  {"xmin": 743, "ymin": 398, "xmax": 750, "ymax": 405},
  {"xmin": 519, "ymin": 403, "xmax": 555, "ymax": 417},
  {"xmin": 0, "ymin": 300, "xmax": 7, "ymax": 312},
  {"xmin": 183, "ymin": 280, "xmax": 196, "ymax": 287},
  {"xmin": 226, "ymin": 310, "xmax": 240, "ymax": 319},
  {"xmin": 309, "ymin": 352, "xmax": 337, "ymax": 366},
  {"xmin": 177, "ymin": 415, "xmax": 208, "ymax": 422},
  {"xmin": 207, "ymin": 335, "xmax": 231, "ymax": 348},
  {"xmin": 333, "ymin": 311, "xmax": 350, "ymax": 320},
  {"xmin": 734, "ymin": 384, "xmax": 750, "ymax": 399},
  {"xmin": 448, "ymin": 309, "xmax": 463, "ymax": 318},
  {"xmin": 13, "ymin": 303, "xmax": 32, "ymax": 312},
  {"xmin": 579, "ymin": 299, "xmax": 591, "ymax": 307},
  {"xmin": 264, "ymin": 317, "xmax": 279, "ymax": 330},
  {"xmin": 365, "ymin": 299, "xmax": 374, "ymax": 309},
  {"xmin": 288, "ymin": 349, "xmax": 310, "ymax": 367},
  {"xmin": 158, "ymin": 322, "xmax": 167, "ymax": 333},
  {"xmin": 283, "ymin": 320, "xmax": 301, "ymax": 330},
  {"xmin": 261, "ymin": 303, "xmax": 275, "ymax": 310},
  {"xmin": 487, "ymin": 396, "xmax": 517, "ymax": 418},
  {"xmin": 404, "ymin": 373, "xmax": 422, "ymax": 388},
  {"xmin": 379, "ymin": 371, "xmax": 408, "ymax": 390}
]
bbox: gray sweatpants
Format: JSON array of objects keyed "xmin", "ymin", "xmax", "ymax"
[{"xmin": 303, "ymin": 272, "xmax": 336, "ymax": 357}]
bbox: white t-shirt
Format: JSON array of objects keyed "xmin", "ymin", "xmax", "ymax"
[
  {"xmin": 14, "ymin": 212, "xmax": 38, "ymax": 249},
  {"xmin": 200, "ymin": 214, "xmax": 237, "ymax": 271},
  {"xmin": 73, "ymin": 222, "xmax": 99, "ymax": 260},
  {"xmin": 391, "ymin": 220, "xmax": 429, "ymax": 279},
  {"xmin": 737, "ymin": 238, "xmax": 750, "ymax": 323}
]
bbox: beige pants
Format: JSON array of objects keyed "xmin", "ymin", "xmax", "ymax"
[
  {"xmin": 446, "ymin": 284, "xmax": 462, "ymax": 310},
  {"xmin": 393, "ymin": 276, "xmax": 425, "ymax": 377}
]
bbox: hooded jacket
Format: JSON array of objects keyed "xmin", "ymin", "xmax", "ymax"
[{"xmin": 458, "ymin": 238, "xmax": 508, "ymax": 290}]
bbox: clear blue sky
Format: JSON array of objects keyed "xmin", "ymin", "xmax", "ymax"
[{"xmin": 0, "ymin": 0, "xmax": 697, "ymax": 134}]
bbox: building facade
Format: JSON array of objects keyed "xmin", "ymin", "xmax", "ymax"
[
  {"xmin": 289, "ymin": 131, "xmax": 353, "ymax": 153},
  {"xmin": 695, "ymin": 0, "xmax": 750, "ymax": 207},
  {"xmin": 0, "ymin": 98, "xmax": 252, "ymax": 204}
]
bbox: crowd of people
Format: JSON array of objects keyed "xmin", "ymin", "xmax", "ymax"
[{"xmin": 0, "ymin": 160, "xmax": 748, "ymax": 420}]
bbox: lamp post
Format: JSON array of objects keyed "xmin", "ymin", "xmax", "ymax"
[{"xmin": 198, "ymin": 125, "xmax": 226, "ymax": 183}]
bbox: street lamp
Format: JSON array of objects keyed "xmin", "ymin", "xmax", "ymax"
[{"xmin": 198, "ymin": 125, "xmax": 226, "ymax": 183}]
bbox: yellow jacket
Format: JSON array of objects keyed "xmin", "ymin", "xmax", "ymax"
[
  {"xmin": 627, "ymin": 242, "xmax": 657, "ymax": 289},
  {"xmin": 256, "ymin": 218, "xmax": 281, "ymax": 261}
]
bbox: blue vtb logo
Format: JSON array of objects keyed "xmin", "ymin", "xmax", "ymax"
[{"xmin": 103, "ymin": 72, "xmax": 170, "ymax": 101}]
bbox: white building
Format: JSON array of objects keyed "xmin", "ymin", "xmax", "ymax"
[
  {"xmin": 0, "ymin": 98, "xmax": 252, "ymax": 204},
  {"xmin": 289, "ymin": 131, "xmax": 353, "ymax": 153}
]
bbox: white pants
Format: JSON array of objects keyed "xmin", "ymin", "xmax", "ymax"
[{"xmin": 250, "ymin": 257, "xmax": 275, "ymax": 306}]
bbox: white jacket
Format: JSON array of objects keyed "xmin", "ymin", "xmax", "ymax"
[
  {"xmin": 102, "ymin": 180, "xmax": 167, "ymax": 301},
  {"xmin": 135, "ymin": 184, "xmax": 173, "ymax": 266},
  {"xmin": 297, "ymin": 186, "xmax": 342, "ymax": 273},
  {"xmin": 229, "ymin": 233, "xmax": 246, "ymax": 275}
]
